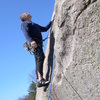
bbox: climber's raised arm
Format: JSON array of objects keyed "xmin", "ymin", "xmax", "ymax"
[{"xmin": 35, "ymin": 21, "xmax": 52, "ymax": 32}]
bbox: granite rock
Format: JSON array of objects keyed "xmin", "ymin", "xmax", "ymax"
[{"xmin": 36, "ymin": 0, "xmax": 100, "ymax": 100}]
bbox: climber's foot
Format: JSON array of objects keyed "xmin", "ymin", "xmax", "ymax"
[{"xmin": 37, "ymin": 79, "xmax": 50, "ymax": 87}]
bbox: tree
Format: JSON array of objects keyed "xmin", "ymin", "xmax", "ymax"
[
  {"xmin": 18, "ymin": 81, "xmax": 36, "ymax": 100},
  {"xmin": 28, "ymin": 81, "xmax": 36, "ymax": 100}
]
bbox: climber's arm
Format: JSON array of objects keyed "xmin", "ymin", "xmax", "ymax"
[{"xmin": 36, "ymin": 21, "xmax": 52, "ymax": 32}]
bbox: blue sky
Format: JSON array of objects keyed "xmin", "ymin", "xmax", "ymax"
[{"xmin": 0, "ymin": 0, "xmax": 55, "ymax": 100}]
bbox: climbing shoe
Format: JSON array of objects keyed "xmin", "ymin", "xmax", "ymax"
[{"xmin": 37, "ymin": 79, "xmax": 50, "ymax": 87}]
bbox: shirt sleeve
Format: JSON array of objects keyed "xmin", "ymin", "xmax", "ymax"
[{"xmin": 36, "ymin": 21, "xmax": 52, "ymax": 32}]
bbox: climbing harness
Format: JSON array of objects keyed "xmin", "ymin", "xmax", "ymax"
[
  {"xmin": 47, "ymin": 55, "xmax": 55, "ymax": 100},
  {"xmin": 24, "ymin": 35, "xmax": 49, "ymax": 54},
  {"xmin": 24, "ymin": 41, "xmax": 35, "ymax": 55}
]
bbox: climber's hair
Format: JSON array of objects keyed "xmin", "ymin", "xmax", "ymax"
[{"xmin": 20, "ymin": 13, "xmax": 27, "ymax": 22}]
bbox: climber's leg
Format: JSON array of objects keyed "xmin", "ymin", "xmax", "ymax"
[
  {"xmin": 34, "ymin": 45, "xmax": 44, "ymax": 78},
  {"xmin": 34, "ymin": 45, "xmax": 49, "ymax": 87}
]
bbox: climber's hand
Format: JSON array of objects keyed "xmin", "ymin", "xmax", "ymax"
[
  {"xmin": 52, "ymin": 14, "xmax": 55, "ymax": 21},
  {"xmin": 51, "ymin": 18, "xmax": 55, "ymax": 23},
  {"xmin": 30, "ymin": 41, "xmax": 38, "ymax": 49},
  {"xmin": 51, "ymin": 19, "xmax": 54, "ymax": 26},
  {"xmin": 51, "ymin": 15, "xmax": 55, "ymax": 24}
]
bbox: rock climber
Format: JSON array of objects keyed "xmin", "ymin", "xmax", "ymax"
[{"xmin": 20, "ymin": 12, "xmax": 53, "ymax": 87}]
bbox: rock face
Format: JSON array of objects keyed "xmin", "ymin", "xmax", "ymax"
[{"xmin": 36, "ymin": 0, "xmax": 100, "ymax": 100}]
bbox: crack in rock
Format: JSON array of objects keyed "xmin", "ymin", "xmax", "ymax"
[{"xmin": 74, "ymin": 0, "xmax": 97, "ymax": 24}]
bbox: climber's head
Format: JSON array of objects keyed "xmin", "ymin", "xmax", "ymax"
[{"xmin": 20, "ymin": 13, "xmax": 32, "ymax": 22}]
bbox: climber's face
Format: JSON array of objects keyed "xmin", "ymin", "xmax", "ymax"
[
  {"xmin": 26, "ymin": 13, "xmax": 32, "ymax": 21},
  {"xmin": 20, "ymin": 13, "xmax": 32, "ymax": 21},
  {"xmin": 24, "ymin": 13, "xmax": 32, "ymax": 21}
]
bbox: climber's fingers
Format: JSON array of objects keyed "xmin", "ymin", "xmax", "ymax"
[
  {"xmin": 51, "ymin": 18, "xmax": 54, "ymax": 23},
  {"xmin": 51, "ymin": 15, "xmax": 55, "ymax": 22}
]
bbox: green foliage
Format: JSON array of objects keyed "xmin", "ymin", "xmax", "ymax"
[
  {"xmin": 18, "ymin": 81, "xmax": 36, "ymax": 100},
  {"xmin": 28, "ymin": 81, "xmax": 36, "ymax": 100}
]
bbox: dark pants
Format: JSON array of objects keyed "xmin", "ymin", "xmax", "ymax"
[{"xmin": 33, "ymin": 45, "xmax": 45, "ymax": 79}]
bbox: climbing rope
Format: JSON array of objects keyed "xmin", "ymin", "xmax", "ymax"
[
  {"xmin": 42, "ymin": 35, "xmax": 49, "ymax": 41},
  {"xmin": 62, "ymin": 71, "xmax": 83, "ymax": 100},
  {"xmin": 47, "ymin": 70, "xmax": 83, "ymax": 100},
  {"xmin": 53, "ymin": 86, "xmax": 59, "ymax": 100},
  {"xmin": 47, "ymin": 15, "xmax": 55, "ymax": 100},
  {"xmin": 47, "ymin": 55, "xmax": 55, "ymax": 100}
]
